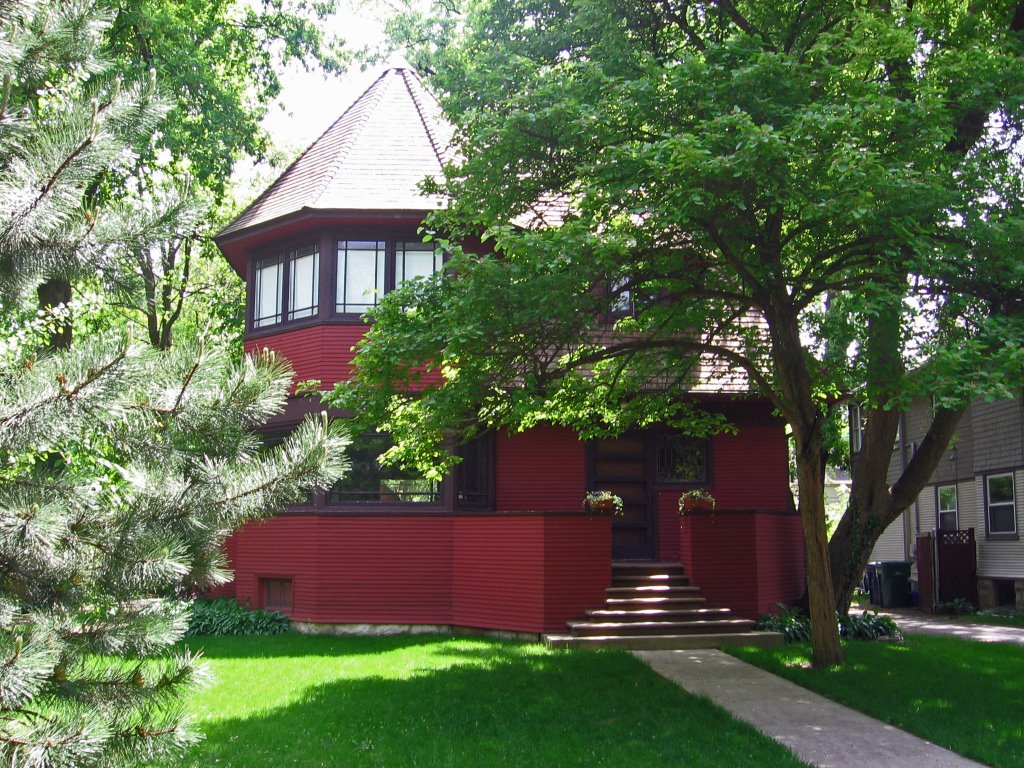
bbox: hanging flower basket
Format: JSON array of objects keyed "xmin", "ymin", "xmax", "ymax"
[
  {"xmin": 584, "ymin": 491, "xmax": 623, "ymax": 516},
  {"xmin": 679, "ymin": 489, "xmax": 715, "ymax": 514}
]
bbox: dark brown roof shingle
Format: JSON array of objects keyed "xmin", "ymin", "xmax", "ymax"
[{"xmin": 219, "ymin": 65, "xmax": 453, "ymax": 239}]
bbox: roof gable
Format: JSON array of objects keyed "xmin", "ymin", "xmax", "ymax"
[{"xmin": 219, "ymin": 65, "xmax": 453, "ymax": 239}]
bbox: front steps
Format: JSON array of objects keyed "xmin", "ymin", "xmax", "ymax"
[{"xmin": 545, "ymin": 562, "xmax": 783, "ymax": 650}]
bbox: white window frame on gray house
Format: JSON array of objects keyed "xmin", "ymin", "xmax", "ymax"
[
  {"xmin": 937, "ymin": 484, "xmax": 958, "ymax": 531},
  {"xmin": 985, "ymin": 472, "xmax": 1017, "ymax": 537},
  {"xmin": 850, "ymin": 403, "xmax": 864, "ymax": 453}
]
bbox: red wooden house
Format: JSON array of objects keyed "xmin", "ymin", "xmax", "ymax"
[{"xmin": 214, "ymin": 63, "xmax": 803, "ymax": 646}]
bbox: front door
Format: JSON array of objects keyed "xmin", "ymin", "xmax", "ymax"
[{"xmin": 589, "ymin": 434, "xmax": 655, "ymax": 560}]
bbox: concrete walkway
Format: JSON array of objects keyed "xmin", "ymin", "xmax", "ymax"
[
  {"xmin": 635, "ymin": 649, "xmax": 984, "ymax": 768},
  {"xmin": 875, "ymin": 607, "xmax": 1024, "ymax": 645}
]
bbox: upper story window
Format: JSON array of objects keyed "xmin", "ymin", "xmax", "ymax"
[
  {"xmin": 250, "ymin": 237, "xmax": 443, "ymax": 331},
  {"xmin": 252, "ymin": 244, "xmax": 320, "ymax": 329},
  {"xmin": 937, "ymin": 484, "xmax": 958, "ymax": 531},
  {"xmin": 986, "ymin": 472, "xmax": 1017, "ymax": 537},
  {"xmin": 336, "ymin": 239, "xmax": 443, "ymax": 316}
]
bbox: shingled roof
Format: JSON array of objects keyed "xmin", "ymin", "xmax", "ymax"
[{"xmin": 218, "ymin": 63, "xmax": 453, "ymax": 239}]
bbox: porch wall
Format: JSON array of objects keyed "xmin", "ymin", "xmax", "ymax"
[{"xmin": 229, "ymin": 512, "xmax": 611, "ymax": 634}]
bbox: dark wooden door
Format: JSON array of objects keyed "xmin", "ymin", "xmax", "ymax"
[{"xmin": 590, "ymin": 434, "xmax": 655, "ymax": 560}]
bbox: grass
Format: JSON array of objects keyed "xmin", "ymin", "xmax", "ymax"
[
  {"xmin": 178, "ymin": 634, "xmax": 809, "ymax": 768},
  {"xmin": 730, "ymin": 635, "xmax": 1024, "ymax": 768}
]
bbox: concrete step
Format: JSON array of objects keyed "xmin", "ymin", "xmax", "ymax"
[
  {"xmin": 604, "ymin": 595, "xmax": 708, "ymax": 607},
  {"xmin": 567, "ymin": 618, "xmax": 756, "ymax": 637},
  {"xmin": 613, "ymin": 562, "xmax": 687, "ymax": 576},
  {"xmin": 612, "ymin": 573, "xmax": 691, "ymax": 587},
  {"xmin": 586, "ymin": 607, "xmax": 732, "ymax": 621},
  {"xmin": 544, "ymin": 631, "xmax": 784, "ymax": 651},
  {"xmin": 606, "ymin": 585, "xmax": 701, "ymax": 597}
]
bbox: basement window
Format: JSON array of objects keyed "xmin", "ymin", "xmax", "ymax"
[{"xmin": 261, "ymin": 578, "xmax": 293, "ymax": 612}]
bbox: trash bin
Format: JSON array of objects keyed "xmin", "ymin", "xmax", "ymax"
[
  {"xmin": 878, "ymin": 561, "xmax": 912, "ymax": 608},
  {"xmin": 866, "ymin": 562, "xmax": 881, "ymax": 606}
]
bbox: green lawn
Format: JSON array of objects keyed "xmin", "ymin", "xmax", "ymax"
[
  {"xmin": 179, "ymin": 634, "xmax": 808, "ymax": 767},
  {"xmin": 730, "ymin": 636, "xmax": 1024, "ymax": 768}
]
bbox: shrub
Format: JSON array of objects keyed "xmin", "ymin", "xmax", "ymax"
[
  {"xmin": 187, "ymin": 598, "xmax": 292, "ymax": 637},
  {"xmin": 933, "ymin": 598, "xmax": 976, "ymax": 616},
  {"xmin": 756, "ymin": 604, "xmax": 901, "ymax": 643}
]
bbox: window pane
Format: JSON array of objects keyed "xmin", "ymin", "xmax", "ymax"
[
  {"xmin": 938, "ymin": 486, "xmax": 957, "ymax": 513},
  {"xmin": 990, "ymin": 504, "xmax": 1016, "ymax": 534},
  {"xmin": 397, "ymin": 242, "xmax": 441, "ymax": 284},
  {"xmin": 254, "ymin": 258, "xmax": 282, "ymax": 327},
  {"xmin": 288, "ymin": 245, "xmax": 319, "ymax": 320},
  {"xmin": 656, "ymin": 436, "xmax": 706, "ymax": 483},
  {"xmin": 457, "ymin": 436, "xmax": 490, "ymax": 507},
  {"xmin": 337, "ymin": 241, "xmax": 385, "ymax": 313},
  {"xmin": 329, "ymin": 432, "xmax": 439, "ymax": 504},
  {"xmin": 938, "ymin": 511, "xmax": 958, "ymax": 531},
  {"xmin": 989, "ymin": 474, "xmax": 1015, "ymax": 504}
]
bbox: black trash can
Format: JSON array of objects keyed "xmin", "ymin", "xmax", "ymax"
[
  {"xmin": 878, "ymin": 561, "xmax": 912, "ymax": 608},
  {"xmin": 866, "ymin": 562, "xmax": 881, "ymax": 606}
]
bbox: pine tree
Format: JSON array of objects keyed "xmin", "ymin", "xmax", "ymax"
[{"xmin": 0, "ymin": 2, "xmax": 348, "ymax": 764}]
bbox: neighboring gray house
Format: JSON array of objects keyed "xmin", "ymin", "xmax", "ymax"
[{"xmin": 860, "ymin": 392, "xmax": 1024, "ymax": 609}]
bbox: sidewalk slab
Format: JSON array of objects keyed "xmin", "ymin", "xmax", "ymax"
[
  {"xmin": 635, "ymin": 649, "xmax": 984, "ymax": 768},
  {"xmin": 877, "ymin": 609, "xmax": 1024, "ymax": 645}
]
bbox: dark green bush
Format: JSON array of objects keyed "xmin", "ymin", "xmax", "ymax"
[
  {"xmin": 756, "ymin": 604, "xmax": 901, "ymax": 643},
  {"xmin": 187, "ymin": 598, "xmax": 291, "ymax": 637},
  {"xmin": 933, "ymin": 598, "xmax": 976, "ymax": 616}
]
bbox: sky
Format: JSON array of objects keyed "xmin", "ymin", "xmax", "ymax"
[{"xmin": 232, "ymin": 4, "xmax": 391, "ymax": 199}]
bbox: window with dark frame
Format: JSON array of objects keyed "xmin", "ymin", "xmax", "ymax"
[
  {"xmin": 328, "ymin": 431, "xmax": 440, "ymax": 504},
  {"xmin": 937, "ymin": 484, "xmax": 958, "ymax": 531},
  {"xmin": 335, "ymin": 239, "xmax": 443, "ymax": 316},
  {"xmin": 261, "ymin": 578, "xmax": 293, "ymax": 612},
  {"xmin": 655, "ymin": 435, "xmax": 707, "ymax": 484},
  {"xmin": 253, "ymin": 255, "xmax": 283, "ymax": 328},
  {"xmin": 456, "ymin": 435, "xmax": 491, "ymax": 508},
  {"xmin": 288, "ymin": 244, "xmax": 319, "ymax": 320},
  {"xmin": 252, "ymin": 244, "xmax": 320, "ymax": 328},
  {"xmin": 986, "ymin": 473, "xmax": 1017, "ymax": 535}
]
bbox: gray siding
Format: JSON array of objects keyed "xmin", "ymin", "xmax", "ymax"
[{"xmin": 972, "ymin": 398, "xmax": 1024, "ymax": 473}]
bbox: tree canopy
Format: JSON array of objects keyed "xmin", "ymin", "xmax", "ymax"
[{"xmin": 339, "ymin": 0, "xmax": 1024, "ymax": 666}]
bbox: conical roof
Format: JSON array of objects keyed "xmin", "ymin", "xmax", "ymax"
[{"xmin": 219, "ymin": 63, "xmax": 453, "ymax": 239}]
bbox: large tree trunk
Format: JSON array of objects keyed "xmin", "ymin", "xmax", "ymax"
[
  {"xmin": 37, "ymin": 276, "xmax": 73, "ymax": 350},
  {"xmin": 768, "ymin": 301, "xmax": 843, "ymax": 667},
  {"xmin": 794, "ymin": 421, "xmax": 844, "ymax": 667}
]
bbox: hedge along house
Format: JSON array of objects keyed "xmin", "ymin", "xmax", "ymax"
[{"xmin": 214, "ymin": 62, "xmax": 804, "ymax": 646}]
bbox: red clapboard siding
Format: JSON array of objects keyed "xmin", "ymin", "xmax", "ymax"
[
  {"xmin": 225, "ymin": 511, "xmax": 612, "ymax": 633},
  {"xmin": 231, "ymin": 516, "xmax": 453, "ymax": 624},
  {"xmin": 245, "ymin": 324, "xmax": 444, "ymax": 391},
  {"xmin": 542, "ymin": 515, "xmax": 612, "ymax": 631},
  {"xmin": 657, "ymin": 492, "xmax": 683, "ymax": 562},
  {"xmin": 677, "ymin": 510, "xmax": 804, "ymax": 619},
  {"xmin": 754, "ymin": 513, "xmax": 805, "ymax": 611},
  {"xmin": 244, "ymin": 325, "xmax": 366, "ymax": 390},
  {"xmin": 495, "ymin": 426, "xmax": 585, "ymax": 512},
  {"xmin": 451, "ymin": 516, "xmax": 546, "ymax": 630},
  {"xmin": 709, "ymin": 420, "xmax": 790, "ymax": 510}
]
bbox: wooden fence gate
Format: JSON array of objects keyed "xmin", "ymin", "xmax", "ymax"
[{"xmin": 916, "ymin": 528, "xmax": 978, "ymax": 612}]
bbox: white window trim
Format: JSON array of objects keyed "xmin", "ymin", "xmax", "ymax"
[
  {"xmin": 986, "ymin": 472, "xmax": 1017, "ymax": 536},
  {"xmin": 937, "ymin": 484, "xmax": 958, "ymax": 532}
]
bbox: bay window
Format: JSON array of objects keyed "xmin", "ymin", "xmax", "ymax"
[{"xmin": 251, "ymin": 236, "xmax": 444, "ymax": 330}]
